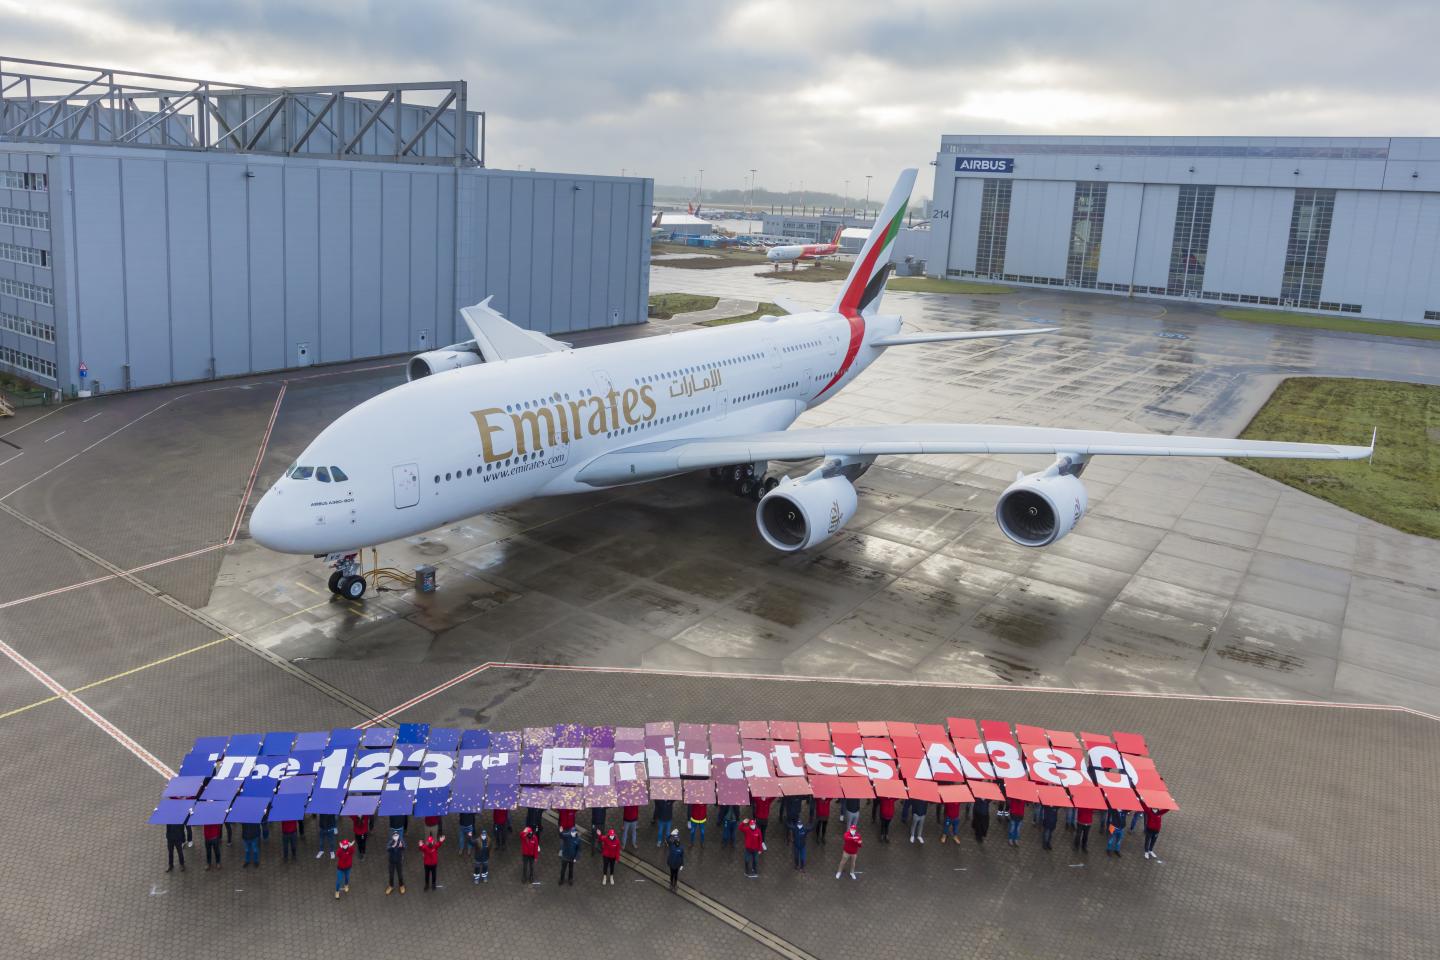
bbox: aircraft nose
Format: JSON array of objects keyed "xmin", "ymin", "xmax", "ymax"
[{"xmin": 249, "ymin": 488, "xmax": 295, "ymax": 553}]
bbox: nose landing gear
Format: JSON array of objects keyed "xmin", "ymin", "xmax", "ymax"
[{"xmin": 323, "ymin": 552, "xmax": 366, "ymax": 600}]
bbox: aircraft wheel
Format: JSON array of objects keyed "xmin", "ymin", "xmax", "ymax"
[
  {"xmin": 762, "ymin": 476, "xmax": 780, "ymax": 494},
  {"xmin": 339, "ymin": 575, "xmax": 367, "ymax": 601},
  {"xmin": 736, "ymin": 477, "xmax": 755, "ymax": 499},
  {"xmin": 327, "ymin": 571, "xmax": 344, "ymax": 595},
  {"xmin": 748, "ymin": 481, "xmax": 764, "ymax": 503}
]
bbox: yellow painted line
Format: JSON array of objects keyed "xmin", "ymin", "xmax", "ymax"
[
  {"xmin": 294, "ymin": 580, "xmax": 323, "ymax": 596},
  {"xmin": 0, "ymin": 599, "xmax": 333, "ymax": 723}
]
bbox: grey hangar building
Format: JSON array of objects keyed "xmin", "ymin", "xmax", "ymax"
[
  {"xmin": 928, "ymin": 135, "xmax": 1440, "ymax": 324},
  {"xmin": 0, "ymin": 57, "xmax": 652, "ymax": 395}
]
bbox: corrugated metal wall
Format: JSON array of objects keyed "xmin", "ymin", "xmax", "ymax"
[{"xmin": 42, "ymin": 146, "xmax": 649, "ymax": 392}]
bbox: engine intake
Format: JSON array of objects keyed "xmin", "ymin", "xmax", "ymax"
[
  {"xmin": 756, "ymin": 472, "xmax": 858, "ymax": 552},
  {"xmin": 407, "ymin": 344, "xmax": 482, "ymax": 381},
  {"xmin": 994, "ymin": 460, "xmax": 1088, "ymax": 548}
]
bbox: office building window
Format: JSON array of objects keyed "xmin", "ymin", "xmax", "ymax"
[
  {"xmin": 0, "ymin": 171, "xmax": 48, "ymax": 191},
  {"xmin": 1, "ymin": 344, "xmax": 56, "ymax": 380},
  {"xmin": 1281, "ymin": 189, "xmax": 1335, "ymax": 309},
  {"xmin": 1065, "ymin": 182, "xmax": 1107, "ymax": 288},
  {"xmin": 974, "ymin": 179, "xmax": 1012, "ymax": 278},
  {"xmin": 0, "ymin": 240, "xmax": 49, "ymax": 268},
  {"xmin": 0, "ymin": 277, "xmax": 53, "ymax": 305},
  {"xmin": 1167, "ymin": 185, "xmax": 1215, "ymax": 297},
  {"xmin": 0, "ymin": 310, "xmax": 53, "ymax": 342},
  {"xmin": 0, "ymin": 206, "xmax": 49, "ymax": 230}
]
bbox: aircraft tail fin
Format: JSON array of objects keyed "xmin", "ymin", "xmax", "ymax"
[
  {"xmin": 831, "ymin": 169, "xmax": 915, "ymax": 318},
  {"xmin": 831, "ymin": 225, "xmax": 844, "ymax": 246}
]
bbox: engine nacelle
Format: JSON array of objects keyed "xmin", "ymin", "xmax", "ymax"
[
  {"xmin": 994, "ymin": 460, "xmax": 1088, "ymax": 548},
  {"xmin": 407, "ymin": 344, "xmax": 482, "ymax": 381},
  {"xmin": 756, "ymin": 472, "xmax": 858, "ymax": 552}
]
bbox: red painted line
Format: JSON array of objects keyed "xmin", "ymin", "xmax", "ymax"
[
  {"xmin": 358, "ymin": 660, "xmax": 1440, "ymax": 727},
  {"xmin": 0, "ymin": 543, "xmax": 227, "ymax": 611},
  {"xmin": 0, "ymin": 633, "xmax": 174, "ymax": 778},
  {"xmin": 229, "ymin": 383, "xmax": 286, "ymax": 544}
]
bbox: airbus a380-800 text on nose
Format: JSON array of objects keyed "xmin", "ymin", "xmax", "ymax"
[{"xmin": 249, "ymin": 169, "xmax": 1373, "ymax": 600}]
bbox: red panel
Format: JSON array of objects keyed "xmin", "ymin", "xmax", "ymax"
[
  {"xmin": 872, "ymin": 779, "xmax": 908, "ymax": 800},
  {"xmin": 937, "ymin": 784, "xmax": 973, "ymax": 804},
  {"xmin": 951, "ymin": 738, "xmax": 991, "ymax": 779},
  {"xmin": 885, "ymin": 721, "xmax": 919, "ymax": 739},
  {"xmin": 1112, "ymin": 731, "xmax": 1148, "ymax": 756},
  {"xmin": 682, "ymin": 780, "xmax": 715, "ymax": 804},
  {"xmin": 1045, "ymin": 730, "xmax": 1081, "ymax": 750},
  {"xmin": 769, "ymin": 721, "xmax": 799, "ymax": 741},
  {"xmin": 1103, "ymin": 787, "xmax": 1143, "ymax": 812},
  {"xmin": 946, "ymin": 717, "xmax": 979, "ymax": 741},
  {"xmin": 779, "ymin": 777, "xmax": 812, "ymax": 796},
  {"xmin": 808, "ymin": 775, "xmax": 844, "ymax": 799},
  {"xmin": 1067, "ymin": 783, "xmax": 1105, "ymax": 810},
  {"xmin": 906, "ymin": 779, "xmax": 943, "ymax": 804},
  {"xmin": 855, "ymin": 721, "xmax": 889, "ymax": 737},
  {"xmin": 1003, "ymin": 779, "xmax": 1040, "ymax": 804},
  {"xmin": 1014, "ymin": 724, "xmax": 1048, "ymax": 745},
  {"xmin": 797, "ymin": 722, "xmax": 830, "ymax": 741},
  {"xmin": 831, "ymin": 733, "xmax": 862, "ymax": 755},
  {"xmin": 840, "ymin": 777, "xmax": 875, "ymax": 799},
  {"xmin": 828, "ymin": 722, "xmax": 860, "ymax": 736},
  {"xmin": 1035, "ymin": 784, "xmax": 1073, "ymax": 808},
  {"xmin": 1139, "ymin": 788, "xmax": 1179, "ymax": 812},
  {"xmin": 1080, "ymin": 732, "xmax": 1114, "ymax": 750},
  {"xmin": 892, "ymin": 737, "xmax": 925, "ymax": 759},
  {"xmin": 915, "ymin": 723, "xmax": 948, "ymax": 745},
  {"xmin": 967, "ymin": 781, "xmax": 1005, "ymax": 802},
  {"xmin": 746, "ymin": 776, "xmax": 783, "ymax": 798},
  {"xmin": 738, "ymin": 721, "xmax": 770, "ymax": 740},
  {"xmin": 979, "ymin": 720, "xmax": 1013, "ymax": 741},
  {"xmin": 861, "ymin": 737, "xmax": 893, "ymax": 755},
  {"xmin": 799, "ymin": 739, "xmax": 831, "ymax": 756}
]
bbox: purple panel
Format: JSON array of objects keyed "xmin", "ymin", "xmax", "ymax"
[
  {"xmin": 524, "ymin": 726, "xmax": 555, "ymax": 748},
  {"xmin": 551, "ymin": 785, "xmax": 585, "ymax": 809},
  {"xmin": 485, "ymin": 783, "xmax": 519, "ymax": 809},
  {"xmin": 340, "ymin": 794, "xmax": 380, "ymax": 817},
  {"xmin": 395, "ymin": 745, "xmax": 425, "ymax": 769},
  {"xmin": 191, "ymin": 735, "xmax": 229, "ymax": 756},
  {"xmin": 260, "ymin": 732, "xmax": 296, "ymax": 754},
  {"xmin": 460, "ymin": 729, "xmax": 491, "ymax": 749},
  {"xmin": 492, "ymin": 731, "xmax": 522, "ymax": 751},
  {"xmin": 277, "ymin": 774, "xmax": 316, "ymax": 796},
  {"xmin": 428, "ymin": 728, "xmax": 461, "ymax": 752},
  {"xmin": 487, "ymin": 762, "xmax": 519, "ymax": 784},
  {"xmin": 163, "ymin": 775, "xmax": 205, "ymax": 799},
  {"xmin": 644, "ymin": 735, "xmax": 669, "ymax": 754},
  {"xmin": 614, "ymin": 726, "xmax": 645, "ymax": 742},
  {"xmin": 616, "ymin": 779, "xmax": 650, "ymax": 806},
  {"xmin": 200, "ymin": 778, "xmax": 242, "ymax": 802},
  {"xmin": 678, "ymin": 724, "xmax": 708, "ymax": 746},
  {"xmin": 583, "ymin": 785, "xmax": 618, "ymax": 807},
  {"xmin": 554, "ymin": 723, "xmax": 583, "ymax": 748},
  {"xmin": 682, "ymin": 780, "xmax": 716, "ymax": 805},
  {"xmin": 268, "ymin": 794, "xmax": 308, "ymax": 822},
  {"xmin": 361, "ymin": 727, "xmax": 396, "ymax": 748},
  {"xmin": 147, "ymin": 799, "xmax": 193, "ymax": 825},
  {"xmin": 328, "ymin": 728, "xmax": 362, "ymax": 749},
  {"xmin": 589, "ymin": 748, "xmax": 614, "ymax": 762},
  {"xmin": 187, "ymin": 800, "xmax": 230, "ymax": 825},
  {"xmin": 645, "ymin": 721, "xmax": 675, "ymax": 737},
  {"xmin": 305, "ymin": 788, "xmax": 345, "ymax": 815},
  {"xmin": 649, "ymin": 778, "xmax": 683, "ymax": 801},
  {"xmin": 414, "ymin": 788, "xmax": 449, "ymax": 818},
  {"xmin": 292, "ymin": 730, "xmax": 330, "ymax": 751},
  {"xmin": 518, "ymin": 760, "xmax": 544, "ymax": 785},
  {"xmin": 396, "ymin": 722, "xmax": 429, "ymax": 745},
  {"xmin": 448, "ymin": 784, "xmax": 485, "ymax": 813},
  {"xmin": 179, "ymin": 752, "xmax": 220, "ymax": 777},
  {"xmin": 289, "ymin": 750, "xmax": 322, "ymax": 775},
  {"xmin": 715, "ymin": 779, "xmax": 751, "ymax": 805},
  {"xmin": 590, "ymin": 726, "xmax": 615, "ymax": 749},
  {"xmin": 518, "ymin": 785, "xmax": 552, "ymax": 807},
  {"xmin": 226, "ymin": 733, "xmax": 264, "ymax": 755},
  {"xmin": 377, "ymin": 790, "xmax": 416, "ymax": 816},
  {"xmin": 226, "ymin": 796, "xmax": 270, "ymax": 823}
]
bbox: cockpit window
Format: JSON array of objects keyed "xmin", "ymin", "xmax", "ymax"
[
  {"xmin": 316, "ymin": 466, "xmax": 331, "ymax": 483},
  {"xmin": 330, "ymin": 466, "xmax": 349, "ymax": 482},
  {"xmin": 289, "ymin": 466, "xmax": 314, "ymax": 480}
]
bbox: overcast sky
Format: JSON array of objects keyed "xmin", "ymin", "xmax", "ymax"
[{"xmin": 4, "ymin": 0, "xmax": 1437, "ymax": 198}]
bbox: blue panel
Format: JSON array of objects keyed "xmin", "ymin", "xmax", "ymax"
[
  {"xmin": 293, "ymin": 730, "xmax": 330, "ymax": 751},
  {"xmin": 119, "ymin": 158, "xmax": 171, "ymax": 387},
  {"xmin": 179, "ymin": 751, "xmax": 219, "ymax": 777},
  {"xmin": 306, "ymin": 788, "xmax": 345, "ymax": 815},
  {"xmin": 328, "ymin": 728, "xmax": 362, "ymax": 749},
  {"xmin": 260, "ymin": 731, "xmax": 296, "ymax": 754},
  {"xmin": 187, "ymin": 800, "xmax": 230, "ymax": 826},
  {"xmin": 378, "ymin": 790, "xmax": 416, "ymax": 816},
  {"xmin": 340, "ymin": 793, "xmax": 380, "ymax": 817},
  {"xmin": 239, "ymin": 775, "xmax": 278, "ymax": 798},
  {"xmin": 460, "ymin": 729, "xmax": 491, "ymax": 749},
  {"xmin": 268, "ymin": 793, "xmax": 308, "ymax": 822},
  {"xmin": 428, "ymin": 728, "xmax": 461, "ymax": 752},
  {"xmin": 485, "ymin": 783, "xmax": 519, "ymax": 809},
  {"xmin": 163, "ymin": 775, "xmax": 206, "ymax": 798},
  {"xmin": 200, "ymin": 778, "xmax": 242, "ymax": 802},
  {"xmin": 350, "ymin": 170, "xmax": 382, "ymax": 357},
  {"xmin": 397, "ymin": 722, "xmax": 429, "ymax": 745},
  {"xmin": 226, "ymin": 796, "xmax": 271, "ymax": 823},
  {"xmin": 277, "ymin": 774, "xmax": 316, "ymax": 796},
  {"xmin": 414, "ymin": 788, "xmax": 449, "ymax": 818},
  {"xmin": 148, "ymin": 798, "xmax": 193, "ymax": 824},
  {"xmin": 290, "ymin": 749, "xmax": 322, "ymax": 775},
  {"xmin": 226, "ymin": 733, "xmax": 264, "ymax": 755},
  {"xmin": 362, "ymin": 727, "xmax": 396, "ymax": 748},
  {"xmin": 191, "ymin": 735, "xmax": 229, "ymax": 756}
]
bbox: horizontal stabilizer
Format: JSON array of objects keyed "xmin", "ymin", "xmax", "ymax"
[
  {"xmin": 459, "ymin": 297, "xmax": 569, "ymax": 362},
  {"xmin": 872, "ymin": 327, "xmax": 1057, "ymax": 347}
]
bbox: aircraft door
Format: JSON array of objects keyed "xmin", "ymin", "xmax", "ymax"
[{"xmin": 393, "ymin": 462, "xmax": 420, "ymax": 509}]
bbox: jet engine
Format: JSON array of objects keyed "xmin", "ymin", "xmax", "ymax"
[
  {"xmin": 756, "ymin": 466, "xmax": 859, "ymax": 552},
  {"xmin": 994, "ymin": 455, "xmax": 1089, "ymax": 548},
  {"xmin": 407, "ymin": 343, "xmax": 483, "ymax": 381}
]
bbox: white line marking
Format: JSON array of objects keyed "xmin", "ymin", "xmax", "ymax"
[
  {"xmin": 0, "ymin": 404, "xmax": 65, "ymax": 438},
  {"xmin": 229, "ymin": 383, "xmax": 285, "ymax": 544},
  {"xmin": 82, "ymin": 412, "xmax": 104, "ymax": 423},
  {"xmin": 0, "ymin": 542, "xmax": 226, "ymax": 611},
  {"xmin": 43, "ymin": 431, "xmax": 65, "ymax": 443},
  {"xmin": 0, "ymin": 451, "xmax": 21, "ymax": 468}
]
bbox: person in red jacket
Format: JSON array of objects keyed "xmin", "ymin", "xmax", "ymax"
[
  {"xmin": 1073, "ymin": 806, "xmax": 1095, "ymax": 852},
  {"xmin": 621, "ymin": 804, "xmax": 640, "ymax": 850},
  {"xmin": 423, "ymin": 814, "xmax": 442, "ymax": 837},
  {"xmin": 419, "ymin": 832, "xmax": 445, "ymax": 891},
  {"xmin": 1006, "ymin": 798, "xmax": 1026, "ymax": 846},
  {"xmin": 599, "ymin": 828, "xmax": 621, "ymax": 886},
  {"xmin": 492, "ymin": 808, "xmax": 510, "ymax": 850},
  {"xmin": 877, "ymin": 796, "xmax": 896, "ymax": 842},
  {"xmin": 941, "ymin": 800, "xmax": 963, "ymax": 844},
  {"xmin": 740, "ymin": 818, "xmax": 763, "ymax": 877},
  {"xmin": 280, "ymin": 819, "xmax": 300, "ymax": 862},
  {"xmin": 687, "ymin": 803, "xmax": 708, "ymax": 847},
  {"xmin": 836, "ymin": 824, "xmax": 862, "ymax": 880},
  {"xmin": 350, "ymin": 815, "xmax": 370, "ymax": 860},
  {"xmin": 1142, "ymin": 807, "xmax": 1167, "ymax": 859},
  {"xmin": 557, "ymin": 808, "xmax": 577, "ymax": 831},
  {"xmin": 334, "ymin": 838, "xmax": 355, "ymax": 899},
  {"xmin": 751, "ymin": 796, "xmax": 773, "ymax": 844},
  {"xmin": 813, "ymin": 797, "xmax": 831, "ymax": 844},
  {"xmin": 520, "ymin": 826, "xmax": 540, "ymax": 883},
  {"xmin": 201, "ymin": 822, "xmax": 223, "ymax": 870}
]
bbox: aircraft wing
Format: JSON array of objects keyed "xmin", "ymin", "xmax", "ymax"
[
  {"xmin": 573, "ymin": 424, "xmax": 1373, "ymax": 486},
  {"xmin": 460, "ymin": 297, "xmax": 569, "ymax": 361}
]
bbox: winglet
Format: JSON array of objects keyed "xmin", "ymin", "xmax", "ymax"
[
  {"xmin": 459, "ymin": 296, "xmax": 568, "ymax": 361},
  {"xmin": 1369, "ymin": 426, "xmax": 1377, "ymax": 463}
]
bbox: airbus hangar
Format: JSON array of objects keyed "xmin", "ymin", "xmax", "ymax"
[
  {"xmin": 928, "ymin": 135, "xmax": 1440, "ymax": 324},
  {"xmin": 0, "ymin": 58, "xmax": 652, "ymax": 395}
]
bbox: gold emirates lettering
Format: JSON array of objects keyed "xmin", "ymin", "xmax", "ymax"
[{"xmin": 470, "ymin": 385, "xmax": 657, "ymax": 462}]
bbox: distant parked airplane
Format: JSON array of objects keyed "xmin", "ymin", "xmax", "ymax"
[{"xmin": 766, "ymin": 225, "xmax": 846, "ymax": 268}]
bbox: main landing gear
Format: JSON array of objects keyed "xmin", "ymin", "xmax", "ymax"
[
  {"xmin": 710, "ymin": 463, "xmax": 779, "ymax": 502},
  {"xmin": 323, "ymin": 552, "xmax": 367, "ymax": 600}
]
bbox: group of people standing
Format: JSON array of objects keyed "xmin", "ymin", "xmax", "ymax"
[{"xmin": 161, "ymin": 792, "xmax": 1169, "ymax": 895}]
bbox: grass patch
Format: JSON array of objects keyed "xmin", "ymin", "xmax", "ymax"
[
  {"xmin": 651, "ymin": 242, "xmax": 769, "ymax": 269},
  {"xmin": 1233, "ymin": 377, "xmax": 1439, "ymax": 538},
  {"xmin": 1217, "ymin": 307, "xmax": 1440, "ymax": 342},
  {"xmin": 648, "ymin": 292, "xmax": 718, "ymax": 319},
  {"xmin": 755, "ymin": 261, "xmax": 851, "ymax": 283},
  {"xmin": 885, "ymin": 276, "xmax": 1014, "ymax": 295},
  {"xmin": 698, "ymin": 302, "xmax": 784, "ymax": 327}
]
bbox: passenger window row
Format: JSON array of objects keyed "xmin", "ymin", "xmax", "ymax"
[
  {"xmin": 636, "ymin": 352, "xmax": 764, "ymax": 385},
  {"xmin": 435, "ymin": 449, "xmax": 548, "ymax": 485},
  {"xmin": 738, "ymin": 382, "xmax": 799, "ymax": 402}
]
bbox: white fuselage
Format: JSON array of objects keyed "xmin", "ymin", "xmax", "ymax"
[{"xmin": 249, "ymin": 309, "xmax": 899, "ymax": 554}]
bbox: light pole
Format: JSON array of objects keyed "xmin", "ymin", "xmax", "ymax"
[
  {"xmin": 865, "ymin": 175, "xmax": 872, "ymax": 219},
  {"xmin": 800, "ymin": 179, "xmax": 805, "ymax": 215},
  {"xmin": 698, "ymin": 169, "xmax": 704, "ymax": 203},
  {"xmin": 844, "ymin": 179, "xmax": 849, "ymax": 214},
  {"xmin": 749, "ymin": 168, "xmax": 757, "ymax": 211}
]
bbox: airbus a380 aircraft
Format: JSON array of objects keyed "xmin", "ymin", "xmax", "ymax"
[{"xmin": 250, "ymin": 169, "xmax": 1372, "ymax": 600}]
